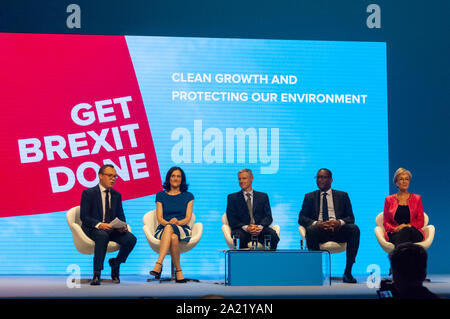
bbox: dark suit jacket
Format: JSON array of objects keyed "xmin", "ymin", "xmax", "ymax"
[
  {"xmin": 298, "ymin": 189, "xmax": 355, "ymax": 227},
  {"xmin": 80, "ymin": 184, "xmax": 126, "ymax": 230},
  {"xmin": 226, "ymin": 190, "xmax": 273, "ymax": 230}
]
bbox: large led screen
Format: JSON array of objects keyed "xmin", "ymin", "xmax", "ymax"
[{"xmin": 0, "ymin": 33, "xmax": 389, "ymax": 277}]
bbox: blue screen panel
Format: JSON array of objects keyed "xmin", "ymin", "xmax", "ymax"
[{"xmin": 0, "ymin": 35, "xmax": 389, "ymax": 278}]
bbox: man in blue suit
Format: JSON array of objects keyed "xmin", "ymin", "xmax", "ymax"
[
  {"xmin": 80, "ymin": 164, "xmax": 137, "ymax": 285},
  {"xmin": 226, "ymin": 169, "xmax": 279, "ymax": 250},
  {"xmin": 298, "ymin": 168, "xmax": 360, "ymax": 283}
]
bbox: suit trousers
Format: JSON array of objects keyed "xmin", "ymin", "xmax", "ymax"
[
  {"xmin": 82, "ymin": 226, "xmax": 137, "ymax": 272},
  {"xmin": 231, "ymin": 227, "xmax": 279, "ymax": 250},
  {"xmin": 305, "ymin": 223, "xmax": 360, "ymax": 266}
]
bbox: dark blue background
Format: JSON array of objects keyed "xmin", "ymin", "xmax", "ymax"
[{"xmin": 1, "ymin": 0, "xmax": 449, "ymax": 274}]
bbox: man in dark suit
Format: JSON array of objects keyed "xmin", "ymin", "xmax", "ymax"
[
  {"xmin": 298, "ymin": 168, "xmax": 360, "ymax": 283},
  {"xmin": 226, "ymin": 169, "xmax": 279, "ymax": 250},
  {"xmin": 80, "ymin": 164, "xmax": 137, "ymax": 285}
]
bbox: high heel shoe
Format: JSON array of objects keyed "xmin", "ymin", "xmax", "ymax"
[
  {"xmin": 175, "ymin": 269, "xmax": 187, "ymax": 283},
  {"xmin": 150, "ymin": 262, "xmax": 163, "ymax": 279}
]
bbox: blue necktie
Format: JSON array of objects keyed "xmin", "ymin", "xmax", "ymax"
[{"xmin": 322, "ymin": 192, "xmax": 329, "ymax": 221}]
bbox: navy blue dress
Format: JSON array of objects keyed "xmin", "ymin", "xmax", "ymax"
[{"xmin": 154, "ymin": 191, "xmax": 194, "ymax": 242}]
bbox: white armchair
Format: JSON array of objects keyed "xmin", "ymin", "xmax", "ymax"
[
  {"xmin": 221, "ymin": 213, "xmax": 280, "ymax": 250},
  {"xmin": 66, "ymin": 206, "xmax": 131, "ymax": 255},
  {"xmin": 298, "ymin": 225, "xmax": 347, "ymax": 253},
  {"xmin": 374, "ymin": 212, "xmax": 435, "ymax": 253},
  {"xmin": 143, "ymin": 210, "xmax": 203, "ymax": 280}
]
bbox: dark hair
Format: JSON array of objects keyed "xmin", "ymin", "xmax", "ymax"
[
  {"xmin": 390, "ymin": 243, "xmax": 427, "ymax": 283},
  {"xmin": 163, "ymin": 166, "xmax": 188, "ymax": 192},
  {"xmin": 99, "ymin": 164, "xmax": 115, "ymax": 175},
  {"xmin": 317, "ymin": 168, "xmax": 332, "ymax": 178}
]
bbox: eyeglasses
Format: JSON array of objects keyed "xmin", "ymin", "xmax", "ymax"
[
  {"xmin": 102, "ymin": 173, "xmax": 118, "ymax": 179},
  {"xmin": 315, "ymin": 175, "xmax": 331, "ymax": 180}
]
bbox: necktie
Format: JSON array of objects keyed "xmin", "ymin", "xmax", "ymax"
[
  {"xmin": 105, "ymin": 189, "xmax": 111, "ymax": 223},
  {"xmin": 322, "ymin": 192, "xmax": 329, "ymax": 221},
  {"xmin": 246, "ymin": 193, "xmax": 255, "ymax": 224}
]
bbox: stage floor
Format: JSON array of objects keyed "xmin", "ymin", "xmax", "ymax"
[{"xmin": 0, "ymin": 274, "xmax": 449, "ymax": 299}]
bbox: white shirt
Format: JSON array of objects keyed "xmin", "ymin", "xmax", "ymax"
[
  {"xmin": 314, "ymin": 189, "xmax": 345, "ymax": 225},
  {"xmin": 96, "ymin": 184, "xmax": 112, "ymax": 228}
]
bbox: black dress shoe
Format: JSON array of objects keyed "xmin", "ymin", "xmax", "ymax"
[
  {"xmin": 109, "ymin": 258, "xmax": 120, "ymax": 284},
  {"xmin": 343, "ymin": 273, "xmax": 357, "ymax": 284},
  {"xmin": 90, "ymin": 272, "xmax": 101, "ymax": 286}
]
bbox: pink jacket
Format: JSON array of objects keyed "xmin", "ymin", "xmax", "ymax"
[{"xmin": 383, "ymin": 193, "xmax": 425, "ymax": 241}]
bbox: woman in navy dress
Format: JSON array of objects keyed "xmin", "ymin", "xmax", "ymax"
[{"xmin": 150, "ymin": 167, "xmax": 194, "ymax": 283}]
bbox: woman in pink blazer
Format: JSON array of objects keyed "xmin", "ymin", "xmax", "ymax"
[{"xmin": 383, "ymin": 168, "xmax": 425, "ymax": 246}]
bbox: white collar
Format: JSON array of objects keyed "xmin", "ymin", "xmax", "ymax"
[
  {"xmin": 99, "ymin": 184, "xmax": 110, "ymax": 193},
  {"xmin": 242, "ymin": 189, "xmax": 254, "ymax": 196}
]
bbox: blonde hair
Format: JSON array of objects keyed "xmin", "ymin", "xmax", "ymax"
[
  {"xmin": 393, "ymin": 168, "xmax": 412, "ymax": 185},
  {"xmin": 238, "ymin": 168, "xmax": 253, "ymax": 178}
]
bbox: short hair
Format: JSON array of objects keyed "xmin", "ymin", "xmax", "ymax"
[
  {"xmin": 163, "ymin": 166, "xmax": 188, "ymax": 192},
  {"xmin": 393, "ymin": 167, "xmax": 412, "ymax": 185},
  {"xmin": 317, "ymin": 168, "xmax": 332, "ymax": 178},
  {"xmin": 99, "ymin": 164, "xmax": 115, "ymax": 175},
  {"xmin": 390, "ymin": 243, "xmax": 427, "ymax": 283},
  {"xmin": 238, "ymin": 168, "xmax": 253, "ymax": 178}
]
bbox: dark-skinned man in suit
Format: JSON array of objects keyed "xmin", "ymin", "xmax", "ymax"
[{"xmin": 298, "ymin": 168, "xmax": 360, "ymax": 283}]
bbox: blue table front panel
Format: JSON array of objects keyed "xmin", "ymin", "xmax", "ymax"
[{"xmin": 226, "ymin": 250, "xmax": 325, "ymax": 286}]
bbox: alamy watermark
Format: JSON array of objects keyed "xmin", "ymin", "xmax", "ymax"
[
  {"xmin": 366, "ymin": 264, "xmax": 381, "ymax": 289},
  {"xmin": 66, "ymin": 264, "xmax": 81, "ymax": 288}
]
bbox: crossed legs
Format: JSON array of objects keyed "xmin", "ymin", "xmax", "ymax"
[{"xmin": 152, "ymin": 225, "xmax": 184, "ymax": 281}]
